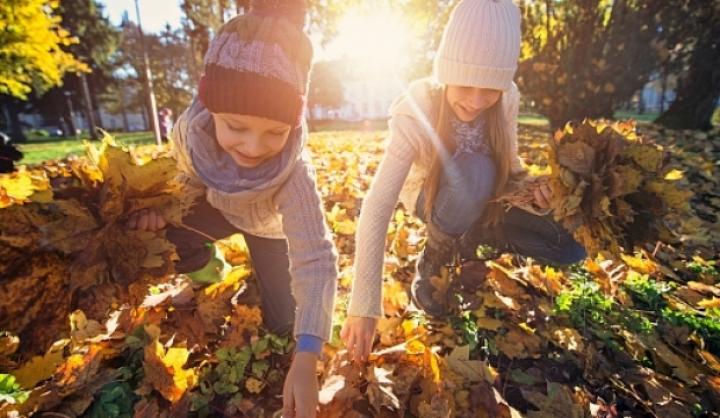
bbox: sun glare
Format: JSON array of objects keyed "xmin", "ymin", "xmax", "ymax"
[{"xmin": 327, "ymin": 7, "xmax": 412, "ymax": 74}]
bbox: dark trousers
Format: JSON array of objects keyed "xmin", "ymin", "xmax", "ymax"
[
  {"xmin": 166, "ymin": 199, "xmax": 295, "ymax": 335},
  {"xmin": 463, "ymin": 207, "xmax": 587, "ymax": 266}
]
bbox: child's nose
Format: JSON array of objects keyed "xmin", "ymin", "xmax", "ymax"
[
  {"xmin": 243, "ymin": 135, "xmax": 265, "ymax": 157},
  {"xmin": 467, "ymin": 89, "xmax": 486, "ymax": 109}
]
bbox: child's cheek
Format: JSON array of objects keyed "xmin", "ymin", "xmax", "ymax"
[{"xmin": 216, "ymin": 129, "xmax": 241, "ymax": 151}]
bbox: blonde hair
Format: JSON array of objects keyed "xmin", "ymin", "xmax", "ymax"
[{"xmin": 423, "ymin": 86, "xmax": 512, "ymax": 228}]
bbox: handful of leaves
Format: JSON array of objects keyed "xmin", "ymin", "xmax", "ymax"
[
  {"xmin": 499, "ymin": 120, "xmax": 692, "ymax": 256},
  {"xmin": 0, "ymin": 135, "xmax": 194, "ymax": 351}
]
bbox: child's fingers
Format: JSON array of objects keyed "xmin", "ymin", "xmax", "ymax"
[
  {"xmin": 156, "ymin": 213, "xmax": 167, "ymax": 229},
  {"xmin": 149, "ymin": 210, "xmax": 163, "ymax": 231},
  {"xmin": 340, "ymin": 323, "xmax": 350, "ymax": 343},
  {"xmin": 540, "ymin": 184, "xmax": 553, "ymax": 200},
  {"xmin": 137, "ymin": 211, "xmax": 150, "ymax": 231},
  {"xmin": 534, "ymin": 188, "xmax": 549, "ymax": 208},
  {"xmin": 358, "ymin": 334, "xmax": 371, "ymax": 363},
  {"xmin": 127, "ymin": 214, "xmax": 137, "ymax": 229}
]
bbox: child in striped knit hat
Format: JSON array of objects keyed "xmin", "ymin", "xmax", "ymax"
[
  {"xmin": 341, "ymin": 0, "xmax": 586, "ymax": 363},
  {"xmin": 127, "ymin": 1, "xmax": 336, "ymax": 416}
]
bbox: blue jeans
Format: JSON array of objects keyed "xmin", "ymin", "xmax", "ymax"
[{"xmin": 416, "ymin": 152, "xmax": 586, "ymax": 266}]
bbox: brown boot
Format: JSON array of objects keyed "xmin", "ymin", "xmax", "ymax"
[{"xmin": 411, "ymin": 222, "xmax": 456, "ymax": 318}]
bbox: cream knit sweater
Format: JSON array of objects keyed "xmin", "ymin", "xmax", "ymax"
[
  {"xmin": 171, "ymin": 105, "xmax": 338, "ymax": 341},
  {"xmin": 347, "ymin": 77, "xmax": 523, "ymax": 318}
]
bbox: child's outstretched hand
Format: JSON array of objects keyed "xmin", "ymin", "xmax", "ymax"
[
  {"xmin": 341, "ymin": 316, "xmax": 378, "ymax": 363},
  {"xmin": 533, "ymin": 183, "xmax": 553, "ymax": 209},
  {"xmin": 126, "ymin": 208, "xmax": 167, "ymax": 231},
  {"xmin": 282, "ymin": 352, "xmax": 319, "ymax": 418}
]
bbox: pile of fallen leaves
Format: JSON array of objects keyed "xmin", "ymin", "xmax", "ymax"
[
  {"xmin": 500, "ymin": 120, "xmax": 694, "ymax": 257},
  {"xmin": 1, "ymin": 124, "xmax": 719, "ymax": 417},
  {"xmin": 0, "ymin": 135, "xmax": 194, "ymax": 354}
]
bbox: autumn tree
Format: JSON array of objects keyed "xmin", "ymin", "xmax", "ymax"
[
  {"xmin": 308, "ymin": 61, "xmax": 344, "ymax": 127},
  {"xmin": 27, "ymin": 0, "xmax": 120, "ymax": 137},
  {"xmin": 115, "ymin": 22, "xmax": 194, "ymax": 125},
  {"xmin": 515, "ymin": 0, "xmax": 674, "ymax": 129},
  {"xmin": 655, "ymin": 0, "xmax": 720, "ymax": 131},
  {"xmin": 0, "ymin": 0, "xmax": 87, "ymax": 141}
]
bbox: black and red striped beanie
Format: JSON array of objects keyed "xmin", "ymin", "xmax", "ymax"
[{"xmin": 198, "ymin": 0, "xmax": 312, "ymax": 127}]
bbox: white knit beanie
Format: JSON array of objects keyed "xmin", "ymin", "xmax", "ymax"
[{"xmin": 433, "ymin": 0, "xmax": 521, "ymax": 91}]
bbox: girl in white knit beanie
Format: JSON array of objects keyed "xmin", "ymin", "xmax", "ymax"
[{"xmin": 341, "ymin": 0, "xmax": 586, "ymax": 362}]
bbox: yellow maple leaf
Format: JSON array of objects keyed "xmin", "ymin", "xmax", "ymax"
[
  {"xmin": 143, "ymin": 341, "xmax": 197, "ymax": 403},
  {"xmin": 245, "ymin": 377, "xmax": 265, "ymax": 394},
  {"xmin": 12, "ymin": 339, "xmax": 68, "ymax": 388}
]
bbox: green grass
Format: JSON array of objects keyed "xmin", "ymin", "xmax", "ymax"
[
  {"xmin": 613, "ymin": 110, "xmax": 659, "ymax": 123},
  {"xmin": 518, "ymin": 113, "xmax": 550, "ymax": 127},
  {"xmin": 17, "ymin": 131, "xmax": 156, "ymax": 165},
  {"xmin": 11, "ymin": 109, "xmax": 673, "ymax": 165}
]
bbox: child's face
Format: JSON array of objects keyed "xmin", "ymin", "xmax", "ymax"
[
  {"xmin": 213, "ymin": 113, "xmax": 292, "ymax": 168},
  {"xmin": 446, "ymin": 86, "xmax": 502, "ymax": 122}
]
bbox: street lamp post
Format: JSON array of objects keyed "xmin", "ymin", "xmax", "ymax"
[{"xmin": 134, "ymin": 0, "xmax": 162, "ymax": 146}]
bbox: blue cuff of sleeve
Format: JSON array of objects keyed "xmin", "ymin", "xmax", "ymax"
[{"xmin": 295, "ymin": 334, "xmax": 324, "ymax": 354}]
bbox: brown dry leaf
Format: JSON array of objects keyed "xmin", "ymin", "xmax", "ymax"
[
  {"xmin": 686, "ymin": 281, "xmax": 720, "ymax": 297},
  {"xmin": 550, "ymin": 327, "xmax": 585, "ymax": 352},
  {"xmin": 55, "ymin": 343, "xmax": 118, "ymax": 396},
  {"xmin": 221, "ymin": 304, "xmax": 263, "ymax": 348},
  {"xmin": 521, "ymin": 265, "xmax": 564, "ymax": 296},
  {"xmin": 522, "ymin": 382, "xmax": 585, "ymax": 418},
  {"xmin": 485, "ymin": 263, "xmax": 528, "ymax": 299},
  {"xmin": 414, "ymin": 388, "xmax": 454, "ymax": 418},
  {"xmin": 445, "ymin": 345, "xmax": 497, "ymax": 384},
  {"xmin": 143, "ymin": 341, "xmax": 197, "ymax": 403},
  {"xmin": 69, "ymin": 310, "xmax": 104, "ymax": 346},
  {"xmin": 476, "ymin": 316, "xmax": 504, "ymax": 332},
  {"xmin": 495, "ymin": 325, "xmax": 543, "ymax": 359},
  {"xmin": 366, "ymin": 365, "xmax": 401, "ymax": 414},
  {"xmin": 377, "ymin": 317, "xmax": 403, "ymax": 347},
  {"xmin": 470, "ymin": 380, "xmax": 523, "ymax": 418},
  {"xmin": 641, "ymin": 335, "xmax": 701, "ymax": 385},
  {"xmin": 696, "ymin": 350, "xmax": 720, "ymax": 374},
  {"xmin": 478, "ymin": 290, "xmax": 521, "ymax": 311}
]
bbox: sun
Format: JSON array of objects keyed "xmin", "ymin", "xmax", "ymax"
[{"xmin": 326, "ymin": 6, "xmax": 413, "ymax": 74}]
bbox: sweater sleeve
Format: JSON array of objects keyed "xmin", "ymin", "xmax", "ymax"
[
  {"xmin": 275, "ymin": 158, "xmax": 339, "ymax": 341},
  {"xmin": 347, "ymin": 115, "xmax": 420, "ymax": 318}
]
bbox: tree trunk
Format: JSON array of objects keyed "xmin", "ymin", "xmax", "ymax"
[
  {"xmin": 79, "ymin": 73, "xmax": 100, "ymax": 139},
  {"xmin": 5, "ymin": 98, "xmax": 27, "ymax": 143},
  {"xmin": 656, "ymin": 32, "xmax": 720, "ymax": 130},
  {"xmin": 660, "ymin": 73, "xmax": 667, "ymax": 113}
]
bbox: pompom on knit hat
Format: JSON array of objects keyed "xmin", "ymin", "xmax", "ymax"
[
  {"xmin": 433, "ymin": 0, "xmax": 521, "ymax": 91},
  {"xmin": 198, "ymin": 0, "xmax": 313, "ymax": 127}
]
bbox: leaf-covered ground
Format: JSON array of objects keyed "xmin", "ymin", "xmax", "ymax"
[{"xmin": 1, "ymin": 123, "xmax": 719, "ymax": 418}]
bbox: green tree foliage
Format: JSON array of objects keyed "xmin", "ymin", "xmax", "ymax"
[
  {"xmin": 0, "ymin": 0, "xmax": 86, "ymax": 100},
  {"xmin": 116, "ymin": 22, "xmax": 194, "ymax": 119}
]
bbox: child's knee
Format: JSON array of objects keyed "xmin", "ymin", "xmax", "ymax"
[
  {"xmin": 551, "ymin": 241, "xmax": 587, "ymax": 266},
  {"xmin": 453, "ymin": 152, "xmax": 497, "ymax": 200}
]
